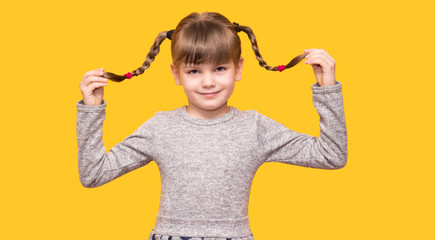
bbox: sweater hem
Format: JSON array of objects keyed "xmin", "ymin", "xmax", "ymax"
[
  {"xmin": 153, "ymin": 215, "xmax": 252, "ymax": 238},
  {"xmin": 76, "ymin": 100, "xmax": 106, "ymax": 111},
  {"xmin": 311, "ymin": 81, "xmax": 342, "ymax": 94}
]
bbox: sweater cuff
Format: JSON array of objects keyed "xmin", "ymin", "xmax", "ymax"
[
  {"xmin": 76, "ymin": 100, "xmax": 106, "ymax": 111},
  {"xmin": 311, "ymin": 81, "xmax": 342, "ymax": 94}
]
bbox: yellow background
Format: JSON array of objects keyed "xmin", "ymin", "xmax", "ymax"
[{"xmin": 1, "ymin": 0, "xmax": 434, "ymax": 239}]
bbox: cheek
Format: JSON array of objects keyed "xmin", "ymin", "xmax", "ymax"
[
  {"xmin": 181, "ymin": 81, "xmax": 198, "ymax": 94},
  {"xmin": 221, "ymin": 76, "xmax": 236, "ymax": 89}
]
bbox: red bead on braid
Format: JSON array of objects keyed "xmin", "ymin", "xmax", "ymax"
[
  {"xmin": 124, "ymin": 72, "xmax": 133, "ymax": 79},
  {"xmin": 277, "ymin": 65, "xmax": 286, "ymax": 72}
]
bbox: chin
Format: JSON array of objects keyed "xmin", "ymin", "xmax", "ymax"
[
  {"xmin": 201, "ymin": 105, "xmax": 225, "ymax": 112},
  {"xmin": 197, "ymin": 102, "xmax": 228, "ymax": 111}
]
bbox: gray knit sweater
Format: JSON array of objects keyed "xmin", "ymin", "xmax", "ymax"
[{"xmin": 76, "ymin": 82, "xmax": 347, "ymax": 238}]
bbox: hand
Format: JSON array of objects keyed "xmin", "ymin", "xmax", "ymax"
[
  {"xmin": 79, "ymin": 68, "xmax": 108, "ymax": 105},
  {"xmin": 304, "ymin": 49, "xmax": 336, "ymax": 87}
]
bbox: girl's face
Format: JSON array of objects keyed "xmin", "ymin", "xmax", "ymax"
[{"xmin": 171, "ymin": 58, "xmax": 244, "ymax": 119}]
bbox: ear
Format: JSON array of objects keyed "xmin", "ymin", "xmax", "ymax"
[
  {"xmin": 170, "ymin": 63, "xmax": 182, "ymax": 86},
  {"xmin": 235, "ymin": 57, "xmax": 244, "ymax": 81}
]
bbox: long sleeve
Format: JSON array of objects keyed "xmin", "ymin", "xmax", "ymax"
[
  {"xmin": 76, "ymin": 100, "xmax": 154, "ymax": 188},
  {"xmin": 257, "ymin": 81, "xmax": 347, "ymax": 169}
]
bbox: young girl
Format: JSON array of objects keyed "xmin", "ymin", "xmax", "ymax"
[{"xmin": 77, "ymin": 12, "xmax": 347, "ymax": 240}]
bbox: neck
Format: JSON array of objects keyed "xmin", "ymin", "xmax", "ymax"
[{"xmin": 186, "ymin": 103, "xmax": 230, "ymax": 120}]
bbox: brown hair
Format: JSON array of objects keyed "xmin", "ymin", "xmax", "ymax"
[{"xmin": 103, "ymin": 12, "xmax": 307, "ymax": 82}]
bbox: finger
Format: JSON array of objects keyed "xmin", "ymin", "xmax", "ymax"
[
  {"xmin": 80, "ymin": 77, "xmax": 108, "ymax": 93},
  {"xmin": 305, "ymin": 49, "xmax": 335, "ymax": 63},
  {"xmin": 304, "ymin": 48, "xmax": 317, "ymax": 53},
  {"xmin": 303, "ymin": 49, "xmax": 315, "ymax": 57},
  {"xmin": 90, "ymin": 81, "xmax": 108, "ymax": 89},
  {"xmin": 322, "ymin": 50, "xmax": 335, "ymax": 63},
  {"xmin": 305, "ymin": 52, "xmax": 334, "ymax": 68},
  {"xmin": 82, "ymin": 82, "xmax": 108, "ymax": 94},
  {"xmin": 305, "ymin": 57, "xmax": 334, "ymax": 73},
  {"xmin": 304, "ymin": 49, "xmax": 323, "ymax": 61},
  {"xmin": 82, "ymin": 75, "xmax": 108, "ymax": 87},
  {"xmin": 88, "ymin": 75, "xmax": 108, "ymax": 83},
  {"xmin": 83, "ymin": 68, "xmax": 105, "ymax": 78},
  {"xmin": 306, "ymin": 57, "xmax": 334, "ymax": 71},
  {"xmin": 316, "ymin": 49, "xmax": 335, "ymax": 63}
]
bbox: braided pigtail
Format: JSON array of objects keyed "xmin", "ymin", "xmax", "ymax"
[
  {"xmin": 233, "ymin": 23, "xmax": 307, "ymax": 72},
  {"xmin": 103, "ymin": 31, "xmax": 172, "ymax": 82}
]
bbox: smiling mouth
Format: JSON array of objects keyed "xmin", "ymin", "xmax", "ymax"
[{"xmin": 199, "ymin": 91, "xmax": 220, "ymax": 95}]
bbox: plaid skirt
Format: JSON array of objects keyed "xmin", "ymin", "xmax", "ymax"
[{"xmin": 148, "ymin": 229, "xmax": 255, "ymax": 240}]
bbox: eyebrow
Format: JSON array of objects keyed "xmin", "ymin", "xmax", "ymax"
[{"xmin": 184, "ymin": 62, "xmax": 231, "ymax": 68}]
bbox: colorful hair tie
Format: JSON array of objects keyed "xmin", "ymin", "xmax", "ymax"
[
  {"xmin": 233, "ymin": 22, "xmax": 241, "ymax": 32},
  {"xmin": 166, "ymin": 30, "xmax": 174, "ymax": 40},
  {"xmin": 277, "ymin": 65, "xmax": 286, "ymax": 72},
  {"xmin": 124, "ymin": 72, "xmax": 133, "ymax": 79}
]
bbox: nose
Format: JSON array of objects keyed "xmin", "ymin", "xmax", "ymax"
[{"xmin": 201, "ymin": 73, "xmax": 216, "ymax": 88}]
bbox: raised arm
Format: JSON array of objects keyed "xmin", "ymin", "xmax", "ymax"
[
  {"xmin": 76, "ymin": 69, "xmax": 154, "ymax": 188},
  {"xmin": 257, "ymin": 49, "xmax": 347, "ymax": 169},
  {"xmin": 257, "ymin": 82, "xmax": 347, "ymax": 169}
]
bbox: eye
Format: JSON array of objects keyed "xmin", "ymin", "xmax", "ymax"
[
  {"xmin": 187, "ymin": 69, "xmax": 199, "ymax": 74},
  {"xmin": 215, "ymin": 66, "xmax": 227, "ymax": 72}
]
